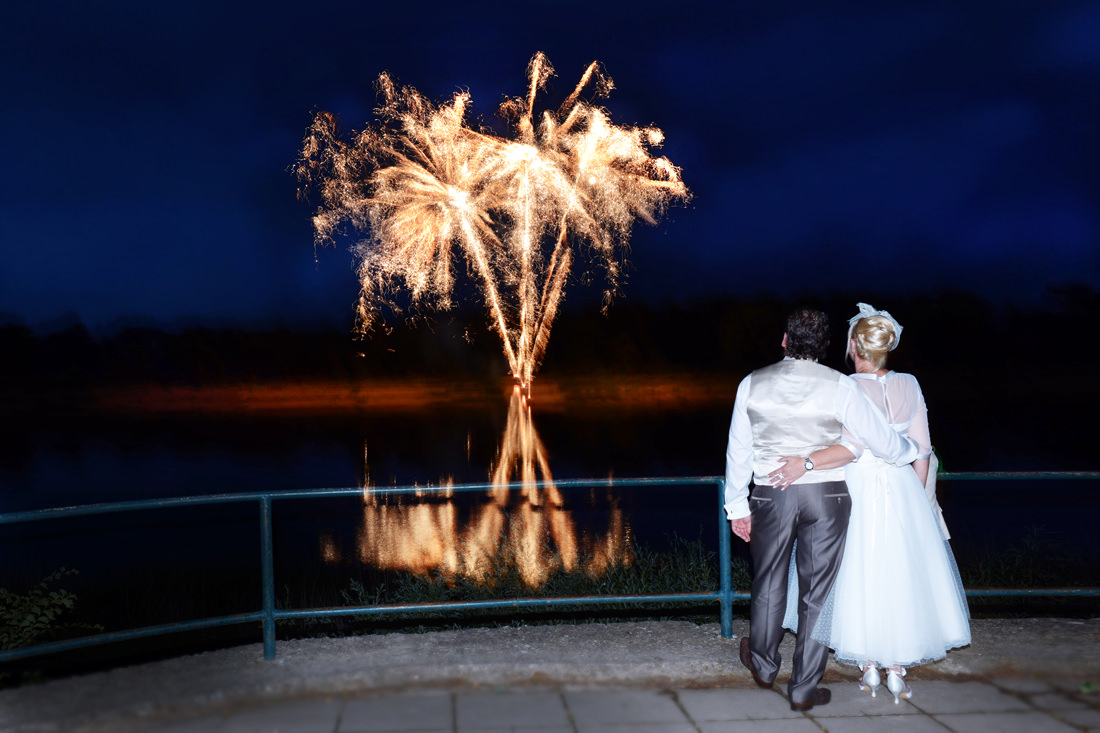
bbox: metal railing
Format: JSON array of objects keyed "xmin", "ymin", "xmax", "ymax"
[
  {"xmin": 936, "ymin": 471, "xmax": 1100, "ymax": 600},
  {"xmin": 1, "ymin": 472, "xmax": 1097, "ymax": 664},
  {"xmin": 0, "ymin": 477, "xmax": 740, "ymax": 663}
]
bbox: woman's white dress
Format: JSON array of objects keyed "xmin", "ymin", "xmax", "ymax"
[{"xmin": 782, "ymin": 371, "xmax": 971, "ymax": 669}]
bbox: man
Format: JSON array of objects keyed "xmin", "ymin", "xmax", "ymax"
[{"xmin": 725, "ymin": 308, "xmax": 918, "ymax": 711}]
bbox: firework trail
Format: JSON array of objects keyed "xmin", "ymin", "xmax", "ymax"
[{"xmin": 296, "ymin": 53, "xmax": 688, "ymax": 389}]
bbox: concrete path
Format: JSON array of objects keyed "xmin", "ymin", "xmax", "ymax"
[
  {"xmin": 137, "ymin": 681, "xmax": 1100, "ymax": 732},
  {"xmin": 2, "ymin": 618, "xmax": 1098, "ymax": 732}
]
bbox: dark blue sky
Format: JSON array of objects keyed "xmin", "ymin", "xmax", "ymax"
[{"xmin": 2, "ymin": 0, "xmax": 1098, "ymax": 333}]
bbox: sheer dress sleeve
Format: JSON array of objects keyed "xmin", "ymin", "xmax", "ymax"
[{"xmin": 901, "ymin": 374, "xmax": 932, "ymax": 460}]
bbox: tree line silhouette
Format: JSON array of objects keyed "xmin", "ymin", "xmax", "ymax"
[
  {"xmin": 0, "ymin": 284, "xmax": 1096, "ymax": 472},
  {"xmin": 1, "ymin": 284, "xmax": 1095, "ymax": 391}
]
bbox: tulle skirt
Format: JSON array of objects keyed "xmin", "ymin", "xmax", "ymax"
[{"xmin": 783, "ymin": 458, "xmax": 971, "ymax": 669}]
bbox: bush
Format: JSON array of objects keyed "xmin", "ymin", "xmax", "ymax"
[{"xmin": 0, "ymin": 568, "xmax": 97, "ymax": 651}]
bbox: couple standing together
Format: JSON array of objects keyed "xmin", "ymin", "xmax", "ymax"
[{"xmin": 724, "ymin": 305, "xmax": 971, "ymax": 711}]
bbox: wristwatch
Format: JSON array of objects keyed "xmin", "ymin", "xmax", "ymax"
[{"xmin": 804, "ymin": 457, "xmax": 815, "ymax": 471}]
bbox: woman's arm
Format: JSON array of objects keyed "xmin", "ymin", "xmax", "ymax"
[{"xmin": 913, "ymin": 456, "xmax": 930, "ymax": 485}]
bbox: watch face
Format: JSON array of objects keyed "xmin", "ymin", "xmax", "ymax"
[{"xmin": 804, "ymin": 459, "xmax": 814, "ymax": 470}]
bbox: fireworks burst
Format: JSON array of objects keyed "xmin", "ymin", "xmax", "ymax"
[{"xmin": 296, "ymin": 53, "xmax": 689, "ymax": 389}]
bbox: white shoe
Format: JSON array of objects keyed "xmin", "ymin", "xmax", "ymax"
[
  {"xmin": 886, "ymin": 669, "xmax": 912, "ymax": 704},
  {"xmin": 859, "ymin": 664, "xmax": 881, "ymax": 697}
]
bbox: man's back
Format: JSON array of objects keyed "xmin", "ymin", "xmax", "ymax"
[{"xmin": 746, "ymin": 359, "xmax": 844, "ymax": 485}]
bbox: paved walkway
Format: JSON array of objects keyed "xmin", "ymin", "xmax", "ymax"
[
  {"xmin": 2, "ymin": 619, "xmax": 1099, "ymax": 732},
  {"xmin": 138, "ymin": 680, "xmax": 1100, "ymax": 732}
]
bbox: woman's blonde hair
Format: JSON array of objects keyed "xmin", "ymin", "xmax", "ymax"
[{"xmin": 849, "ymin": 315, "xmax": 897, "ymax": 370}]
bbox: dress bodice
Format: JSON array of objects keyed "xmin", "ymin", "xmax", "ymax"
[{"xmin": 844, "ymin": 371, "xmax": 931, "ymax": 460}]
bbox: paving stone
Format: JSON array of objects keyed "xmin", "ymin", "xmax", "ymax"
[
  {"xmin": 989, "ymin": 677, "xmax": 1053, "ymax": 694},
  {"xmin": 564, "ymin": 689, "xmax": 686, "ymax": 726},
  {"xmin": 806, "ymin": 715, "xmax": 948, "ymax": 732},
  {"xmin": 904, "ymin": 680, "xmax": 1032, "ymax": 714},
  {"xmin": 1054, "ymin": 707, "xmax": 1100, "ymax": 730},
  {"xmin": 339, "ymin": 692, "xmax": 452, "ymax": 732},
  {"xmin": 573, "ymin": 724, "xmax": 697, "ymax": 733},
  {"xmin": 934, "ymin": 711, "xmax": 1079, "ymax": 732},
  {"xmin": 1029, "ymin": 692, "xmax": 1093, "ymax": 711},
  {"xmin": 676, "ymin": 688, "xmax": 802, "ymax": 721},
  {"xmin": 218, "ymin": 697, "xmax": 343, "ymax": 733},
  {"xmin": 698, "ymin": 720, "xmax": 822, "ymax": 733},
  {"xmin": 142, "ymin": 715, "xmax": 228, "ymax": 733},
  {"xmin": 455, "ymin": 690, "xmax": 570, "ymax": 729},
  {"xmin": 460, "ymin": 729, "xmax": 572, "ymax": 733}
]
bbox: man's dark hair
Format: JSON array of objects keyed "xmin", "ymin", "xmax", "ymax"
[{"xmin": 785, "ymin": 308, "xmax": 830, "ymax": 361}]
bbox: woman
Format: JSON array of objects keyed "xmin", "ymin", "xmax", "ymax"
[{"xmin": 779, "ymin": 303, "xmax": 971, "ymax": 703}]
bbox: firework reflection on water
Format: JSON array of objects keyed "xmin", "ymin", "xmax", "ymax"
[{"xmin": 348, "ymin": 385, "xmax": 631, "ymax": 588}]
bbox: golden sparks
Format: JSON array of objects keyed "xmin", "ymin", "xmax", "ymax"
[{"xmin": 296, "ymin": 53, "xmax": 689, "ymax": 389}]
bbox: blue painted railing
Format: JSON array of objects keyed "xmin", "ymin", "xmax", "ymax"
[
  {"xmin": 1, "ymin": 472, "xmax": 1097, "ymax": 663},
  {"xmin": 0, "ymin": 477, "xmax": 739, "ymax": 663}
]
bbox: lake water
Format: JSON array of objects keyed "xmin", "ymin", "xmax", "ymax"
[{"xmin": 2, "ymin": 379, "xmax": 1097, "ymax": 616}]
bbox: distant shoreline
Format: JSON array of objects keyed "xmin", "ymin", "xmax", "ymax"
[{"xmin": 91, "ymin": 374, "xmax": 742, "ymax": 415}]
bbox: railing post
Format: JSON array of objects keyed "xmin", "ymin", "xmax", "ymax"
[
  {"xmin": 259, "ymin": 495, "xmax": 276, "ymax": 660},
  {"xmin": 718, "ymin": 479, "xmax": 733, "ymax": 638}
]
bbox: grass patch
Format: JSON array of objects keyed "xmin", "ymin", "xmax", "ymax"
[
  {"xmin": 278, "ymin": 534, "xmax": 751, "ymax": 637},
  {"xmin": 958, "ymin": 525, "xmax": 1100, "ymax": 618}
]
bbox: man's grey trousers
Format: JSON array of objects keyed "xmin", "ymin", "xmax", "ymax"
[{"xmin": 746, "ymin": 480, "xmax": 852, "ymax": 704}]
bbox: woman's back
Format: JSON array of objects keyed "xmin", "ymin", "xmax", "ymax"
[{"xmin": 849, "ymin": 371, "xmax": 931, "ymax": 458}]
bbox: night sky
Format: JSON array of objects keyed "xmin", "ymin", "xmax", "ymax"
[{"xmin": 3, "ymin": 0, "xmax": 1098, "ymax": 334}]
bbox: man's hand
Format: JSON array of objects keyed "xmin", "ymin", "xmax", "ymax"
[
  {"xmin": 731, "ymin": 516, "xmax": 752, "ymax": 543},
  {"xmin": 768, "ymin": 456, "xmax": 807, "ymax": 490},
  {"xmin": 768, "ymin": 445, "xmax": 856, "ymax": 489}
]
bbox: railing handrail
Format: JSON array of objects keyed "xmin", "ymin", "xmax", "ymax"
[
  {"xmin": 2, "ymin": 471, "xmax": 1099, "ymax": 526},
  {"xmin": 0, "ymin": 476, "xmax": 722, "ymax": 526},
  {"xmin": 2, "ymin": 471, "xmax": 1098, "ymax": 664},
  {"xmin": 0, "ymin": 476, "xmax": 737, "ymax": 664}
]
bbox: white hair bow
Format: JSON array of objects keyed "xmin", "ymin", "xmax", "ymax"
[{"xmin": 847, "ymin": 302, "xmax": 903, "ymax": 350}]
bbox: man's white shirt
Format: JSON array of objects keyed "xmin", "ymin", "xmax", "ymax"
[{"xmin": 724, "ymin": 363, "xmax": 919, "ymax": 521}]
